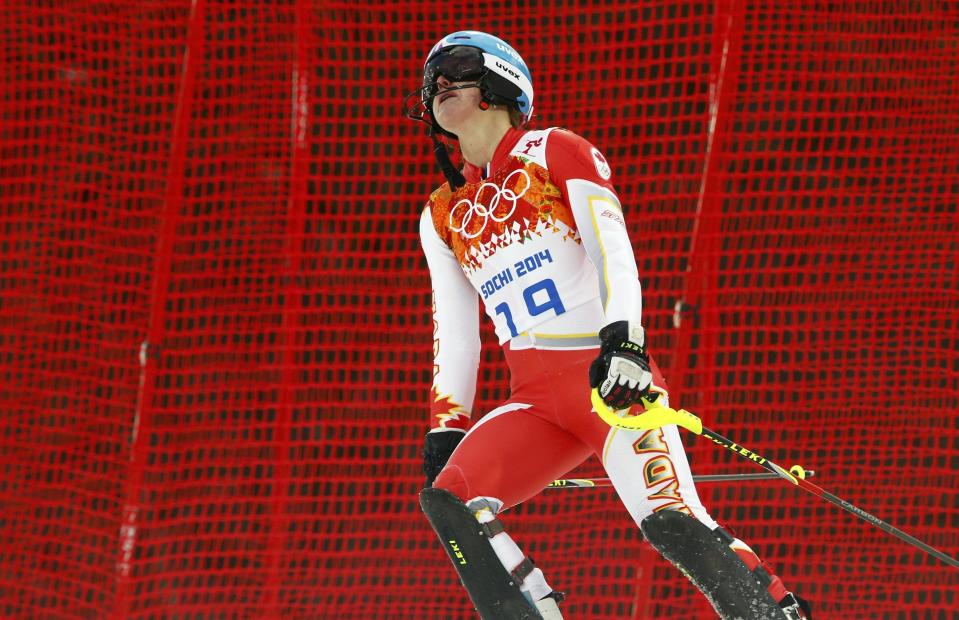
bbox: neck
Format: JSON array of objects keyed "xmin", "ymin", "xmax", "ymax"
[{"xmin": 457, "ymin": 114, "xmax": 513, "ymax": 170}]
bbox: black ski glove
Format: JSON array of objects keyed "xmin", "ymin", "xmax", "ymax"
[
  {"xmin": 588, "ymin": 320, "xmax": 653, "ymax": 409},
  {"xmin": 422, "ymin": 429, "xmax": 466, "ymax": 488}
]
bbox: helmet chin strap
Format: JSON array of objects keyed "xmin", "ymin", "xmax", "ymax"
[{"xmin": 429, "ymin": 128, "xmax": 466, "ymax": 191}]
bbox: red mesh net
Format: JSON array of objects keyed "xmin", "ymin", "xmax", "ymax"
[{"xmin": 2, "ymin": 1, "xmax": 958, "ymax": 618}]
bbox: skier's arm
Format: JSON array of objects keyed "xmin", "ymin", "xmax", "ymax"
[
  {"xmin": 419, "ymin": 206, "xmax": 481, "ymax": 433},
  {"xmin": 547, "ymin": 131, "xmax": 652, "ymax": 406}
]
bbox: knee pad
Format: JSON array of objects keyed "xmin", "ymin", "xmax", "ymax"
[
  {"xmin": 420, "ymin": 488, "xmax": 542, "ymax": 619},
  {"xmin": 641, "ymin": 510, "xmax": 785, "ymax": 619}
]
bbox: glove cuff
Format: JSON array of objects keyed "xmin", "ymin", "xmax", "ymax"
[{"xmin": 598, "ymin": 320, "xmax": 646, "ymax": 350}]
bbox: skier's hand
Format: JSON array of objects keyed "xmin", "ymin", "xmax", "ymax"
[
  {"xmin": 589, "ymin": 320, "xmax": 653, "ymax": 409},
  {"xmin": 422, "ymin": 429, "xmax": 466, "ymax": 488}
]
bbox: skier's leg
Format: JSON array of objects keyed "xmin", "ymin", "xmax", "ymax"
[
  {"xmin": 579, "ymin": 392, "xmax": 809, "ymax": 617},
  {"xmin": 428, "ymin": 402, "xmax": 591, "ymax": 617},
  {"xmin": 420, "ymin": 487, "xmax": 542, "ymax": 619}
]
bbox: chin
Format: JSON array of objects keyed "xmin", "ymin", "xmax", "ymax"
[
  {"xmin": 434, "ymin": 114, "xmax": 462, "ymax": 136},
  {"xmin": 435, "ymin": 99, "xmax": 474, "ymax": 131}
]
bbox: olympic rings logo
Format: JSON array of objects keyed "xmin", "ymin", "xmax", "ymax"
[{"xmin": 449, "ymin": 169, "xmax": 530, "ymax": 239}]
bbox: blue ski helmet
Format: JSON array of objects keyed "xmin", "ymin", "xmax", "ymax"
[{"xmin": 423, "ymin": 31, "xmax": 534, "ymax": 123}]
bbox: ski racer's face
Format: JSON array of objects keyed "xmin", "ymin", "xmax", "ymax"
[{"xmin": 432, "ymin": 75, "xmax": 482, "ymax": 134}]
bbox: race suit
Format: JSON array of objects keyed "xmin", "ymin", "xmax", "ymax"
[{"xmin": 421, "ymin": 126, "xmax": 788, "ymax": 602}]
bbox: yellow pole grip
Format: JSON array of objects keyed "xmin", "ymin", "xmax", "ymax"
[{"xmin": 590, "ymin": 389, "xmax": 703, "ymax": 434}]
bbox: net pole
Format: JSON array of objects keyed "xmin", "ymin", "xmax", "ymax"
[
  {"xmin": 261, "ymin": 1, "xmax": 312, "ymax": 612},
  {"xmin": 669, "ymin": 0, "xmax": 743, "ymax": 407},
  {"xmin": 112, "ymin": 1, "xmax": 208, "ymax": 617}
]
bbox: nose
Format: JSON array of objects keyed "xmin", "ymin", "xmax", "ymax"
[{"xmin": 435, "ymin": 75, "xmax": 452, "ymax": 88}]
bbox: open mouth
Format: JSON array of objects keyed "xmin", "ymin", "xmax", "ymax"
[{"xmin": 438, "ymin": 91, "xmax": 456, "ymax": 104}]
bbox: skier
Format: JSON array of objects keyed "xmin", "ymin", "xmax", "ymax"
[{"xmin": 405, "ymin": 30, "xmax": 811, "ymax": 620}]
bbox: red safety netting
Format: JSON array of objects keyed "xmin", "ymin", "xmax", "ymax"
[{"xmin": 1, "ymin": 1, "xmax": 957, "ymax": 618}]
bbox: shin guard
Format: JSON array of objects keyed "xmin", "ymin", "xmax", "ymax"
[
  {"xmin": 420, "ymin": 488, "xmax": 542, "ymax": 620},
  {"xmin": 641, "ymin": 511, "xmax": 785, "ymax": 620}
]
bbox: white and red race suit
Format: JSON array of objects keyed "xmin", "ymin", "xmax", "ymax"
[{"xmin": 421, "ymin": 126, "xmax": 788, "ymax": 602}]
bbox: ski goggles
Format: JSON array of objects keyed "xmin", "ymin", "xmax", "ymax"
[{"xmin": 423, "ymin": 46, "xmax": 487, "ymax": 88}]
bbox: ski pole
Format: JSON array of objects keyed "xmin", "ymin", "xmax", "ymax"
[
  {"xmin": 590, "ymin": 389, "xmax": 959, "ymax": 570},
  {"xmin": 547, "ymin": 468, "xmax": 813, "ymax": 489}
]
